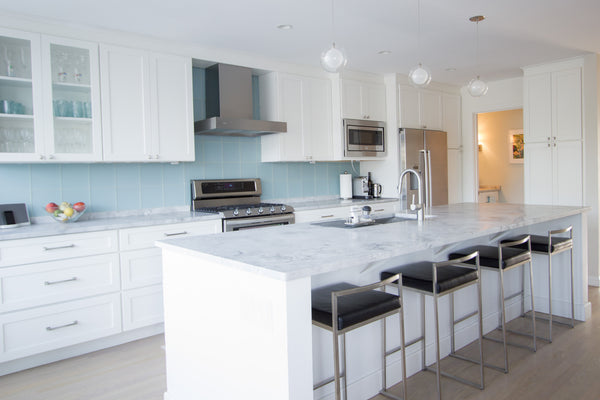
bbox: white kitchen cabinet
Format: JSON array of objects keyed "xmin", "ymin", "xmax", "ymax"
[
  {"xmin": 100, "ymin": 44, "xmax": 194, "ymax": 162},
  {"xmin": 443, "ymin": 93, "xmax": 461, "ymax": 148},
  {"xmin": 121, "ymin": 285, "xmax": 164, "ymax": 331},
  {"xmin": 523, "ymin": 61, "xmax": 583, "ymax": 206},
  {"xmin": 341, "ymin": 79, "xmax": 386, "ymax": 121},
  {"xmin": 398, "ymin": 84, "xmax": 443, "ymax": 130},
  {"xmin": 0, "ymin": 293, "xmax": 121, "ymax": 362},
  {"xmin": 0, "ymin": 29, "xmax": 102, "ymax": 162},
  {"xmin": 260, "ymin": 72, "xmax": 334, "ymax": 162}
]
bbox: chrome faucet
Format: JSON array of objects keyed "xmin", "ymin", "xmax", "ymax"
[{"xmin": 398, "ymin": 169, "xmax": 424, "ymax": 222}]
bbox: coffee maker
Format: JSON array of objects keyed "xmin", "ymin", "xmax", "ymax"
[{"xmin": 353, "ymin": 176, "xmax": 371, "ymax": 199}]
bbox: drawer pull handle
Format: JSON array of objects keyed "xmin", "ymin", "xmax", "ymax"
[
  {"xmin": 164, "ymin": 231, "xmax": 188, "ymax": 237},
  {"xmin": 46, "ymin": 320, "xmax": 78, "ymax": 331},
  {"xmin": 321, "ymin": 215, "xmax": 334, "ymax": 218},
  {"xmin": 374, "ymin": 209, "xmax": 384, "ymax": 212},
  {"xmin": 42, "ymin": 244, "xmax": 75, "ymax": 251},
  {"xmin": 45, "ymin": 277, "xmax": 78, "ymax": 286}
]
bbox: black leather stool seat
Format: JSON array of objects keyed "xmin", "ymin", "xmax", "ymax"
[
  {"xmin": 381, "ymin": 261, "xmax": 478, "ymax": 294},
  {"xmin": 501, "ymin": 235, "xmax": 572, "ymax": 253},
  {"xmin": 450, "ymin": 245, "xmax": 529, "ymax": 269},
  {"xmin": 312, "ymin": 283, "xmax": 400, "ymax": 331}
]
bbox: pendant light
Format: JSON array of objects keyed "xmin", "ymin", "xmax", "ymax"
[
  {"xmin": 408, "ymin": 0, "xmax": 431, "ymax": 88},
  {"xmin": 467, "ymin": 15, "xmax": 488, "ymax": 97},
  {"xmin": 320, "ymin": 0, "xmax": 347, "ymax": 72}
]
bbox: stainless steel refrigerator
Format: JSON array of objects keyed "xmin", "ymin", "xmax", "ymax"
[{"xmin": 399, "ymin": 128, "xmax": 448, "ymax": 210}]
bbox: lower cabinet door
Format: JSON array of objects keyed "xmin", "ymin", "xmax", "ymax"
[
  {"xmin": 0, "ymin": 293, "xmax": 121, "ymax": 362},
  {"xmin": 121, "ymin": 285, "xmax": 164, "ymax": 331}
]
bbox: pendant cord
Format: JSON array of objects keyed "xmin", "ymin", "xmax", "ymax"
[
  {"xmin": 331, "ymin": 0, "xmax": 335, "ymax": 45},
  {"xmin": 417, "ymin": 0, "xmax": 421, "ymax": 62}
]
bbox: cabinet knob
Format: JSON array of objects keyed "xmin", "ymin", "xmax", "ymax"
[
  {"xmin": 48, "ymin": 154, "xmax": 55, "ymax": 160},
  {"xmin": 147, "ymin": 155, "xmax": 152, "ymax": 160},
  {"xmin": 154, "ymin": 154, "xmax": 159, "ymax": 159},
  {"xmin": 39, "ymin": 154, "xmax": 45, "ymax": 160}
]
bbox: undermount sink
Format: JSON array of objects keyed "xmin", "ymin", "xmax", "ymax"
[{"xmin": 312, "ymin": 215, "xmax": 415, "ymax": 229}]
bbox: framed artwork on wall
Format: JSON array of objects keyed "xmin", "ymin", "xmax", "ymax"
[{"xmin": 509, "ymin": 129, "xmax": 524, "ymax": 164}]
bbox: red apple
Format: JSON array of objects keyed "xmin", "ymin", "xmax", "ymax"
[
  {"xmin": 45, "ymin": 202, "xmax": 59, "ymax": 213},
  {"xmin": 73, "ymin": 202, "xmax": 86, "ymax": 212}
]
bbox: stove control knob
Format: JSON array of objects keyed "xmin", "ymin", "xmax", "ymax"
[
  {"xmin": 258, "ymin": 207, "xmax": 264, "ymax": 214},
  {"xmin": 270, "ymin": 206, "xmax": 276, "ymax": 213},
  {"xmin": 280, "ymin": 205, "xmax": 287, "ymax": 212},
  {"xmin": 246, "ymin": 208, "xmax": 252, "ymax": 215},
  {"xmin": 233, "ymin": 208, "xmax": 239, "ymax": 216}
]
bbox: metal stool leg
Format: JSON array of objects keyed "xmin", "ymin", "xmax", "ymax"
[
  {"xmin": 528, "ymin": 260, "xmax": 537, "ymax": 352},
  {"xmin": 548, "ymin": 245, "xmax": 553, "ymax": 342},
  {"xmin": 342, "ymin": 334, "xmax": 347, "ymax": 400},
  {"xmin": 570, "ymin": 246, "xmax": 575, "ymax": 327},
  {"xmin": 421, "ymin": 293, "xmax": 426, "ymax": 371},
  {"xmin": 499, "ymin": 268, "xmax": 509, "ymax": 373},
  {"xmin": 433, "ymin": 291, "xmax": 442, "ymax": 400}
]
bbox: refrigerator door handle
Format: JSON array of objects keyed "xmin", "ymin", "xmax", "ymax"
[{"xmin": 419, "ymin": 149, "xmax": 433, "ymax": 213}]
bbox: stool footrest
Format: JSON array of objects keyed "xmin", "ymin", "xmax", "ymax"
[
  {"xmin": 379, "ymin": 389, "xmax": 405, "ymax": 400},
  {"xmin": 502, "ymin": 327, "xmax": 551, "ymax": 343},
  {"xmin": 385, "ymin": 344, "xmax": 404, "ymax": 358},
  {"xmin": 424, "ymin": 366, "xmax": 484, "ymax": 390},
  {"xmin": 504, "ymin": 291, "xmax": 522, "ymax": 302},
  {"xmin": 448, "ymin": 353, "xmax": 507, "ymax": 374},
  {"xmin": 405, "ymin": 336, "xmax": 424, "ymax": 349},
  {"xmin": 522, "ymin": 311, "xmax": 575, "ymax": 328},
  {"xmin": 484, "ymin": 334, "xmax": 536, "ymax": 352},
  {"xmin": 454, "ymin": 310, "xmax": 478, "ymax": 325}
]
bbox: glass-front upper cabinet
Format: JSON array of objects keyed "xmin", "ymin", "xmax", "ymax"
[
  {"xmin": 41, "ymin": 36, "xmax": 102, "ymax": 161},
  {"xmin": 0, "ymin": 29, "xmax": 44, "ymax": 162}
]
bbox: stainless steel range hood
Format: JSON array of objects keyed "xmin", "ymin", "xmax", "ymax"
[{"xmin": 194, "ymin": 63, "xmax": 287, "ymax": 137}]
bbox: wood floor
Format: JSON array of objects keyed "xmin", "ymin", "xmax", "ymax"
[{"xmin": 1, "ymin": 287, "xmax": 598, "ymax": 400}]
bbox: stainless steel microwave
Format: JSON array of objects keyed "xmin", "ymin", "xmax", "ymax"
[{"xmin": 343, "ymin": 119, "xmax": 386, "ymax": 157}]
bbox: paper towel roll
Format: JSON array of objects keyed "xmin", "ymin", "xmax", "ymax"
[{"xmin": 340, "ymin": 173, "xmax": 353, "ymax": 199}]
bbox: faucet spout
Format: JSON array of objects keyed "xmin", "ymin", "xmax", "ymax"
[{"xmin": 398, "ymin": 169, "xmax": 424, "ymax": 222}]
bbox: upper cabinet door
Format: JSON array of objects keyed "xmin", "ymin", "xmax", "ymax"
[
  {"xmin": 41, "ymin": 36, "xmax": 102, "ymax": 162},
  {"xmin": 341, "ymin": 80, "xmax": 362, "ymax": 119},
  {"xmin": 364, "ymin": 83, "xmax": 386, "ymax": 121},
  {"xmin": 303, "ymin": 76, "xmax": 333, "ymax": 161},
  {"xmin": 442, "ymin": 94, "xmax": 461, "ymax": 148},
  {"xmin": 0, "ymin": 28, "xmax": 44, "ymax": 162},
  {"xmin": 398, "ymin": 84, "xmax": 420, "ymax": 128},
  {"xmin": 524, "ymin": 73, "xmax": 552, "ymax": 143},
  {"xmin": 149, "ymin": 53, "xmax": 194, "ymax": 162},
  {"xmin": 553, "ymin": 68, "xmax": 582, "ymax": 142},
  {"xmin": 419, "ymin": 89, "xmax": 443, "ymax": 130},
  {"xmin": 100, "ymin": 45, "xmax": 152, "ymax": 161}
]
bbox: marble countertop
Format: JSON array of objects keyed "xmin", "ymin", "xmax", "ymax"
[
  {"xmin": 0, "ymin": 197, "xmax": 398, "ymax": 241},
  {"xmin": 156, "ymin": 203, "xmax": 589, "ymax": 281}
]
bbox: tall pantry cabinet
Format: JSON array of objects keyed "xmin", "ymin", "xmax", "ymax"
[{"xmin": 523, "ymin": 59, "xmax": 583, "ymax": 206}]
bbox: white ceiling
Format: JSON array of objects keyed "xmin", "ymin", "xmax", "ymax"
[{"xmin": 2, "ymin": 0, "xmax": 600, "ymax": 86}]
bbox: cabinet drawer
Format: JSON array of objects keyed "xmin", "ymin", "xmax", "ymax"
[
  {"xmin": 0, "ymin": 254, "xmax": 120, "ymax": 313},
  {"xmin": 122, "ymin": 285, "xmax": 164, "ymax": 331},
  {"xmin": 119, "ymin": 220, "xmax": 221, "ymax": 251},
  {"xmin": 0, "ymin": 230, "xmax": 119, "ymax": 267},
  {"xmin": 0, "ymin": 293, "xmax": 122, "ymax": 362},
  {"xmin": 294, "ymin": 207, "xmax": 347, "ymax": 224},
  {"xmin": 120, "ymin": 248, "xmax": 162, "ymax": 289}
]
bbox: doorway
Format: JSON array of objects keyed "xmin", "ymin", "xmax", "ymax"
[{"xmin": 476, "ymin": 109, "xmax": 524, "ymax": 203}]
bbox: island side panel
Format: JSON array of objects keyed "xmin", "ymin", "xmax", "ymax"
[{"xmin": 161, "ymin": 249, "xmax": 313, "ymax": 400}]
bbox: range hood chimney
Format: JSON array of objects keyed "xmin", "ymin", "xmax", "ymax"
[{"xmin": 194, "ymin": 64, "xmax": 287, "ymax": 137}]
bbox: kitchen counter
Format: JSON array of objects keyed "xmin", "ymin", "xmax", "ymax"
[{"xmin": 158, "ymin": 202, "xmax": 590, "ymax": 400}]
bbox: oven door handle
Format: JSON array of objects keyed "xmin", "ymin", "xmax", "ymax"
[{"xmin": 223, "ymin": 214, "xmax": 295, "ymax": 232}]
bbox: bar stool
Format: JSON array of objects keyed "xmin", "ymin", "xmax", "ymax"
[
  {"xmin": 449, "ymin": 236, "xmax": 535, "ymax": 374},
  {"xmin": 501, "ymin": 226, "xmax": 574, "ymax": 342},
  {"xmin": 311, "ymin": 274, "xmax": 407, "ymax": 400},
  {"xmin": 380, "ymin": 252, "xmax": 484, "ymax": 400}
]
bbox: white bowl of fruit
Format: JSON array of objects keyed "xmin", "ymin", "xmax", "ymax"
[{"xmin": 45, "ymin": 201, "xmax": 86, "ymax": 222}]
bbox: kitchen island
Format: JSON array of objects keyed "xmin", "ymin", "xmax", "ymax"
[{"xmin": 157, "ymin": 203, "xmax": 589, "ymax": 400}]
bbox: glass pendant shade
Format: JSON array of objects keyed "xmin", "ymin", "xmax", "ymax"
[
  {"xmin": 468, "ymin": 76, "xmax": 488, "ymax": 97},
  {"xmin": 320, "ymin": 43, "xmax": 347, "ymax": 73},
  {"xmin": 409, "ymin": 63, "xmax": 432, "ymax": 88}
]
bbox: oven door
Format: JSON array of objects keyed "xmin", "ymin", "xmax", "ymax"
[{"xmin": 222, "ymin": 213, "xmax": 295, "ymax": 232}]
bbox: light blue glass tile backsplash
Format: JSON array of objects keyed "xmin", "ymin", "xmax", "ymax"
[{"xmin": 0, "ymin": 68, "xmax": 357, "ymax": 217}]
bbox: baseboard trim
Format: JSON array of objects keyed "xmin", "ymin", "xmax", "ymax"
[{"xmin": 589, "ymin": 275, "xmax": 600, "ymax": 287}]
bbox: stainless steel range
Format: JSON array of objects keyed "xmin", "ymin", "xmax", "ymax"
[{"xmin": 191, "ymin": 178, "xmax": 295, "ymax": 232}]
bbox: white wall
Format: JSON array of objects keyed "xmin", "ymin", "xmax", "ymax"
[
  {"xmin": 461, "ymin": 78, "xmax": 524, "ymax": 202},
  {"xmin": 477, "ymin": 109, "xmax": 524, "ymax": 203}
]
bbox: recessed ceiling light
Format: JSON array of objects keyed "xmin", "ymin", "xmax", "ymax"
[
  {"xmin": 277, "ymin": 24, "xmax": 293, "ymax": 30},
  {"xmin": 378, "ymin": 50, "xmax": 392, "ymax": 55},
  {"xmin": 445, "ymin": 67, "xmax": 456, "ymax": 72}
]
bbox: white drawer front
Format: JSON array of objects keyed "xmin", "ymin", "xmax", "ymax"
[
  {"xmin": 294, "ymin": 207, "xmax": 347, "ymax": 224},
  {"xmin": 122, "ymin": 285, "xmax": 164, "ymax": 331},
  {"xmin": 0, "ymin": 254, "xmax": 120, "ymax": 313},
  {"xmin": 120, "ymin": 248, "xmax": 162, "ymax": 289},
  {"xmin": 0, "ymin": 230, "xmax": 119, "ymax": 267},
  {"xmin": 0, "ymin": 293, "xmax": 122, "ymax": 362},
  {"xmin": 119, "ymin": 220, "xmax": 221, "ymax": 251}
]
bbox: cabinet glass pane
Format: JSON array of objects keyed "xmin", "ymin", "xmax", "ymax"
[
  {"xmin": 0, "ymin": 35, "xmax": 35, "ymax": 154},
  {"xmin": 50, "ymin": 44, "xmax": 93, "ymax": 154}
]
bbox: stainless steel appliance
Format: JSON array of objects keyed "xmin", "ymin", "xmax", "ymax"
[
  {"xmin": 344, "ymin": 118, "xmax": 386, "ymax": 157},
  {"xmin": 353, "ymin": 176, "xmax": 371, "ymax": 199},
  {"xmin": 191, "ymin": 178, "xmax": 294, "ymax": 232},
  {"xmin": 373, "ymin": 183, "xmax": 382, "ymax": 198},
  {"xmin": 194, "ymin": 64, "xmax": 287, "ymax": 137},
  {"xmin": 398, "ymin": 128, "xmax": 448, "ymax": 210},
  {"xmin": 0, "ymin": 203, "xmax": 30, "ymax": 228}
]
